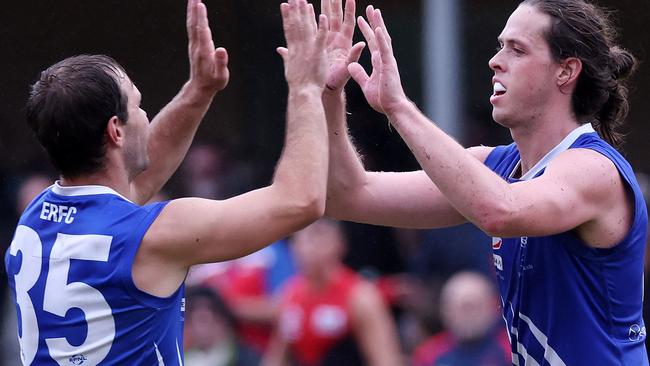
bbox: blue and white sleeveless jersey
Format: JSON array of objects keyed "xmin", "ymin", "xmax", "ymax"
[
  {"xmin": 4, "ymin": 183, "xmax": 186, "ymax": 366},
  {"xmin": 484, "ymin": 124, "xmax": 649, "ymax": 365}
]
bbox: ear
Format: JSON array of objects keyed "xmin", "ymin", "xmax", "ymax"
[
  {"xmin": 557, "ymin": 57, "xmax": 582, "ymax": 93},
  {"xmin": 105, "ymin": 116, "xmax": 125, "ymax": 147}
]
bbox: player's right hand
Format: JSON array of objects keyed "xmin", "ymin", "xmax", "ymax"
[
  {"xmin": 322, "ymin": 0, "xmax": 365, "ymax": 94},
  {"xmin": 187, "ymin": 0, "xmax": 230, "ymax": 94}
]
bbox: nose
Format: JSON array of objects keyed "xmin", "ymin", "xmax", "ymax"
[{"xmin": 488, "ymin": 50, "xmax": 503, "ymax": 72}]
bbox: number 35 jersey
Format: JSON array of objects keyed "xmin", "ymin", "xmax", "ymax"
[{"xmin": 5, "ymin": 183, "xmax": 184, "ymax": 366}]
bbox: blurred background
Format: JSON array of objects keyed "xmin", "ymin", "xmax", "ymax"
[{"xmin": 1, "ymin": 0, "xmax": 648, "ymax": 365}]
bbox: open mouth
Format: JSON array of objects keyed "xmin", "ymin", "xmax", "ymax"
[{"xmin": 493, "ymin": 82, "xmax": 507, "ymax": 97}]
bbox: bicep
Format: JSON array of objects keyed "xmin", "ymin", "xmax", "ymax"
[{"xmin": 145, "ymin": 186, "xmax": 312, "ymax": 267}]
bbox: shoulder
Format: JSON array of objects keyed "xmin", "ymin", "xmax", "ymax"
[
  {"xmin": 540, "ymin": 148, "xmax": 625, "ymax": 211},
  {"xmin": 349, "ymin": 278, "xmax": 385, "ymax": 314},
  {"xmin": 467, "ymin": 145, "xmax": 496, "ymax": 163},
  {"xmin": 545, "ymin": 148, "xmax": 621, "ymax": 189}
]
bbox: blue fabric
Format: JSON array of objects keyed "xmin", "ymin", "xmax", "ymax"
[
  {"xmin": 5, "ymin": 186, "xmax": 185, "ymax": 365},
  {"xmin": 265, "ymin": 239, "xmax": 297, "ymax": 295},
  {"xmin": 484, "ymin": 132, "xmax": 649, "ymax": 365}
]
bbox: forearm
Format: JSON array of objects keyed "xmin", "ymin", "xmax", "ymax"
[
  {"xmin": 322, "ymin": 92, "xmax": 369, "ymax": 216},
  {"xmin": 132, "ymin": 82, "xmax": 217, "ymax": 203},
  {"xmin": 387, "ymin": 101, "xmax": 511, "ymax": 232},
  {"xmin": 272, "ymin": 87, "xmax": 328, "ymax": 218}
]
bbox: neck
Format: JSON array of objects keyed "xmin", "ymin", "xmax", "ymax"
[
  {"xmin": 509, "ymin": 110, "xmax": 580, "ymax": 176},
  {"xmin": 59, "ymin": 159, "xmax": 131, "ymax": 199},
  {"xmin": 305, "ymin": 264, "xmax": 341, "ymax": 289}
]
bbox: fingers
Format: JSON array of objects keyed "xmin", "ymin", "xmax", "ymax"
[
  {"xmin": 357, "ymin": 16, "xmax": 377, "ymax": 52},
  {"xmin": 281, "ymin": 0, "xmax": 322, "ymax": 47},
  {"xmin": 299, "ymin": 0, "xmax": 310, "ymax": 32},
  {"xmin": 342, "ymin": 0, "xmax": 356, "ymax": 39},
  {"xmin": 363, "ymin": 6, "xmax": 392, "ymax": 53},
  {"xmin": 195, "ymin": 1, "xmax": 216, "ymax": 53},
  {"xmin": 321, "ymin": 0, "xmax": 331, "ymax": 24},
  {"xmin": 316, "ymin": 14, "xmax": 329, "ymax": 50},
  {"xmin": 276, "ymin": 47, "xmax": 289, "ymax": 63},
  {"xmin": 358, "ymin": 16, "xmax": 381, "ymax": 71},
  {"xmin": 375, "ymin": 27, "xmax": 394, "ymax": 66},
  {"xmin": 186, "ymin": 0, "xmax": 198, "ymax": 40},
  {"xmin": 347, "ymin": 62, "xmax": 369, "ymax": 88},
  {"xmin": 280, "ymin": 2, "xmax": 293, "ymax": 44},
  {"xmin": 306, "ymin": 3, "xmax": 318, "ymax": 34},
  {"xmin": 348, "ymin": 41, "xmax": 366, "ymax": 64},
  {"xmin": 373, "ymin": 9, "xmax": 393, "ymax": 52},
  {"xmin": 330, "ymin": 0, "xmax": 343, "ymax": 32},
  {"xmin": 215, "ymin": 47, "xmax": 229, "ymax": 68}
]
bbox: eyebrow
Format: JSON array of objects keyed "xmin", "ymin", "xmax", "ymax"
[{"xmin": 497, "ymin": 36, "xmax": 530, "ymax": 48}]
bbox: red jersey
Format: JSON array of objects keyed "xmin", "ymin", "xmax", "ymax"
[{"xmin": 277, "ymin": 266, "xmax": 361, "ymax": 366}]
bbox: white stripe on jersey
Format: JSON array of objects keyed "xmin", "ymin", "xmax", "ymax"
[
  {"xmin": 519, "ymin": 312, "xmax": 567, "ymax": 366},
  {"xmin": 154, "ymin": 343, "xmax": 165, "ymax": 366},
  {"xmin": 176, "ymin": 339, "xmax": 183, "ymax": 366}
]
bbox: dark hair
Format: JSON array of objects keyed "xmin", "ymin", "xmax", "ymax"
[
  {"xmin": 522, "ymin": 0, "xmax": 637, "ymax": 148},
  {"xmin": 26, "ymin": 54, "xmax": 129, "ymax": 178},
  {"xmin": 185, "ymin": 286, "xmax": 238, "ymax": 330}
]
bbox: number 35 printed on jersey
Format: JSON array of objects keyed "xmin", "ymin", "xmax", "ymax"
[{"xmin": 9, "ymin": 225, "xmax": 115, "ymax": 366}]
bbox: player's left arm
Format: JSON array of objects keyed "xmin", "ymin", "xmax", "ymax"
[
  {"xmin": 350, "ymin": 7, "xmax": 630, "ymax": 247},
  {"xmin": 350, "ymin": 281, "xmax": 404, "ymax": 366},
  {"xmin": 130, "ymin": 0, "xmax": 229, "ymax": 204}
]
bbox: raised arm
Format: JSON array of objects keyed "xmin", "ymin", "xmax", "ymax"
[
  {"xmin": 130, "ymin": 0, "xmax": 229, "ymax": 204},
  {"xmin": 321, "ymin": 1, "xmax": 471, "ymax": 228},
  {"xmin": 348, "ymin": 7, "xmax": 629, "ymax": 244},
  {"xmin": 136, "ymin": 0, "xmax": 331, "ymax": 297}
]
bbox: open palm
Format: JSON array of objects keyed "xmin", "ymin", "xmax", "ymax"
[{"xmin": 348, "ymin": 6, "xmax": 407, "ymax": 115}]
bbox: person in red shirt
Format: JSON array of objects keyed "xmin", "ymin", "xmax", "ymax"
[{"xmin": 263, "ymin": 218, "xmax": 402, "ymax": 366}]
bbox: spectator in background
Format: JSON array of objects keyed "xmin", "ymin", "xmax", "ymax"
[
  {"xmin": 1, "ymin": 172, "xmax": 53, "ymax": 366},
  {"xmin": 412, "ymin": 271, "xmax": 509, "ymax": 366},
  {"xmin": 263, "ymin": 218, "xmax": 402, "ymax": 366},
  {"xmin": 16, "ymin": 174, "xmax": 53, "ymax": 212},
  {"xmin": 184, "ymin": 286, "xmax": 261, "ymax": 366},
  {"xmin": 181, "ymin": 142, "xmax": 254, "ymax": 200},
  {"xmin": 187, "ymin": 240, "xmax": 297, "ymax": 353}
]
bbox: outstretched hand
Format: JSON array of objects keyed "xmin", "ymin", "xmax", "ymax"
[
  {"xmin": 321, "ymin": 0, "xmax": 366, "ymax": 94},
  {"xmin": 187, "ymin": 0, "xmax": 229, "ymax": 93},
  {"xmin": 277, "ymin": 0, "xmax": 329, "ymax": 91},
  {"xmin": 348, "ymin": 6, "xmax": 408, "ymax": 115}
]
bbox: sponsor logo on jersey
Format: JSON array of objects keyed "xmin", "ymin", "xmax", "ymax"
[
  {"xmin": 69, "ymin": 354, "xmax": 87, "ymax": 365},
  {"xmin": 493, "ymin": 254, "xmax": 503, "ymax": 271},
  {"xmin": 629, "ymin": 324, "xmax": 647, "ymax": 341},
  {"xmin": 492, "ymin": 237, "xmax": 502, "ymax": 250},
  {"xmin": 520, "ymin": 236, "xmax": 528, "ymax": 248}
]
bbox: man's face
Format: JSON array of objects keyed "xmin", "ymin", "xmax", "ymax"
[
  {"xmin": 488, "ymin": 4, "xmax": 560, "ymax": 127},
  {"xmin": 292, "ymin": 221, "xmax": 344, "ymax": 276},
  {"xmin": 118, "ymin": 73, "xmax": 150, "ymax": 179}
]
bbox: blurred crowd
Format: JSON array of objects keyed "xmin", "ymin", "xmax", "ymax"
[{"xmin": 2, "ymin": 143, "xmax": 649, "ymax": 366}]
